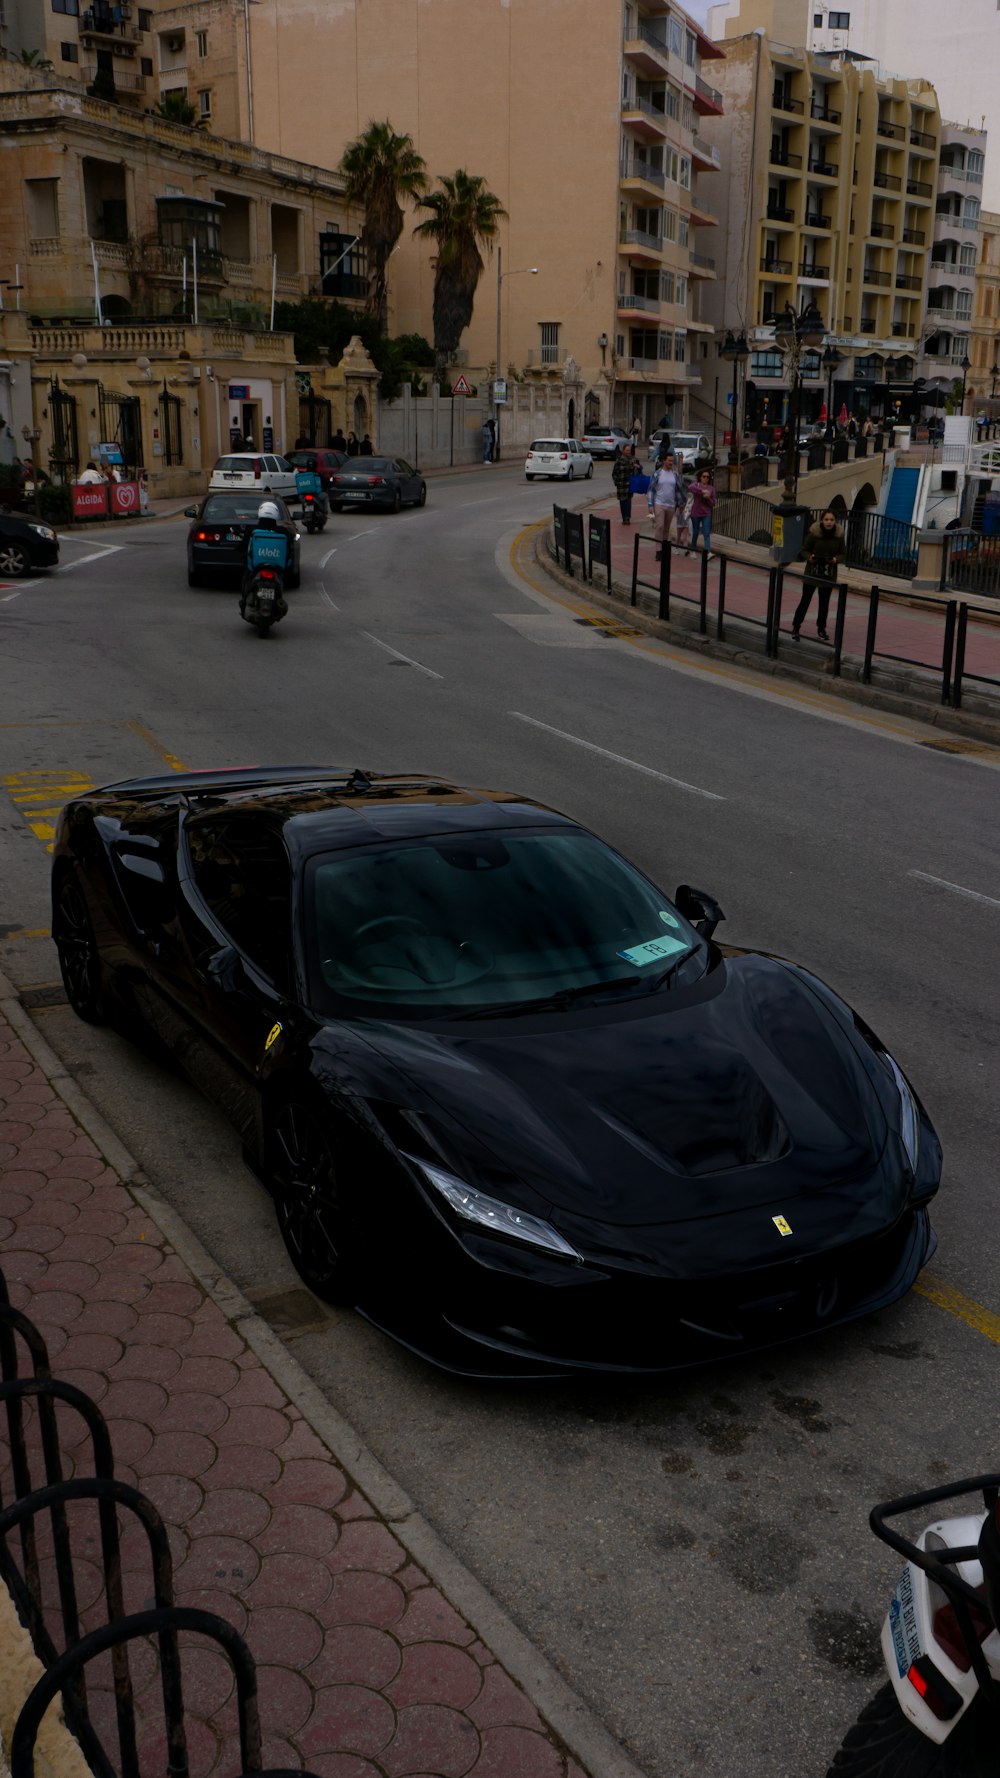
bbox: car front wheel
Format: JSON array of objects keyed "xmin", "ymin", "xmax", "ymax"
[
  {"xmin": 567, "ymin": 465, "xmax": 575, "ymax": 481},
  {"xmin": 417, "ymin": 483, "xmax": 427, "ymax": 507},
  {"xmin": 585, "ymin": 459, "xmax": 594, "ymax": 479},
  {"xmin": 53, "ymin": 871, "xmax": 104, "ymax": 1024},
  {"xmin": 0, "ymin": 542, "xmax": 31, "ymax": 578},
  {"xmin": 270, "ymin": 1101, "xmax": 355, "ymax": 1303}
]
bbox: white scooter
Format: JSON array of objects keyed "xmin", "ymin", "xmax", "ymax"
[{"xmin": 828, "ymin": 1474, "xmax": 1000, "ymax": 1775}]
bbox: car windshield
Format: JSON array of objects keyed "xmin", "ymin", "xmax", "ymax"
[
  {"xmin": 340, "ymin": 459, "xmax": 395, "ymax": 474},
  {"xmin": 529, "ymin": 441, "xmax": 569, "ymax": 453},
  {"xmin": 304, "ymin": 827, "xmax": 703, "ymax": 1018},
  {"xmin": 672, "ymin": 435, "xmax": 702, "ymax": 448},
  {"xmin": 201, "ymin": 494, "xmax": 287, "ymax": 522}
]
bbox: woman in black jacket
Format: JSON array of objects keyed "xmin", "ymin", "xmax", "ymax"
[
  {"xmin": 792, "ymin": 509, "xmax": 844, "ymax": 642},
  {"xmin": 611, "ymin": 444, "xmax": 635, "ymax": 523}
]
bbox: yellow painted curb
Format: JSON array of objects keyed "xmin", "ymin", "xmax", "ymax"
[{"xmin": 0, "ymin": 1581, "xmax": 92, "ymax": 1778}]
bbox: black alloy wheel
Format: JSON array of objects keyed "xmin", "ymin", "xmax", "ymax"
[
  {"xmin": 0, "ymin": 542, "xmax": 31, "ymax": 578},
  {"xmin": 53, "ymin": 873, "xmax": 104, "ymax": 1023},
  {"xmin": 392, "ymin": 488, "xmax": 403, "ymax": 513},
  {"xmin": 270, "ymin": 1102, "xmax": 354, "ymax": 1302},
  {"xmin": 417, "ymin": 483, "xmax": 427, "ymax": 507}
]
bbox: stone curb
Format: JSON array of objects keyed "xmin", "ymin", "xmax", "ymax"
[
  {"xmin": 0, "ymin": 968, "xmax": 648, "ymax": 1778},
  {"xmin": 531, "ymin": 530, "xmax": 1000, "ymax": 749}
]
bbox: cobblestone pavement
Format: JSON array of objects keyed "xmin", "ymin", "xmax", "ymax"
[{"xmin": 0, "ymin": 1004, "xmax": 592, "ymax": 1778}]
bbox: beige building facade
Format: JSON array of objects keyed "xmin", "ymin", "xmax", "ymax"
[
  {"xmin": 970, "ymin": 210, "xmax": 1000, "ymax": 411},
  {"xmin": 22, "ymin": 0, "xmax": 728, "ymax": 438},
  {"xmin": 695, "ymin": 33, "xmax": 943, "ymax": 433}
]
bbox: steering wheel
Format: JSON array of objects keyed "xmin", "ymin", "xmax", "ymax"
[{"xmin": 352, "ymin": 914, "xmax": 430, "ymax": 946}]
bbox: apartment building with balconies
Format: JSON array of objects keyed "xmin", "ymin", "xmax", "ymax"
[
  {"xmin": 693, "ymin": 31, "xmax": 941, "ymax": 431},
  {"xmin": 919, "ymin": 123, "xmax": 987, "ymax": 389},
  {"xmin": 970, "ymin": 211, "xmax": 1000, "ymax": 412}
]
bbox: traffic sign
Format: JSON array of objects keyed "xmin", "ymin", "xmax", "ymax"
[
  {"xmin": 726, "ymin": 391, "xmax": 734, "ymax": 405},
  {"xmin": 493, "ymin": 378, "xmax": 508, "ymax": 405},
  {"xmin": 451, "ymin": 374, "xmax": 472, "ymax": 395}
]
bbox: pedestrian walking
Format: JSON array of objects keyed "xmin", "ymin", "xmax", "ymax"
[
  {"xmin": 791, "ymin": 509, "xmax": 843, "ymax": 642},
  {"xmin": 688, "ymin": 467, "xmax": 716, "ymax": 558},
  {"xmin": 482, "ymin": 417, "xmax": 495, "ymax": 464},
  {"xmin": 647, "ymin": 450, "xmax": 686, "ymax": 558},
  {"xmin": 862, "ymin": 416, "xmax": 875, "ymax": 439},
  {"xmin": 332, "ymin": 427, "xmax": 347, "ymax": 452},
  {"xmin": 612, "ymin": 444, "xmax": 635, "ymax": 524},
  {"xmin": 630, "ymin": 416, "xmax": 642, "ymax": 449},
  {"xmin": 346, "ymin": 430, "xmax": 361, "ymax": 457},
  {"xmin": 360, "ymin": 433, "xmax": 374, "ymax": 456}
]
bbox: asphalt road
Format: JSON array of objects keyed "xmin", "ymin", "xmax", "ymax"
[{"xmin": 2, "ymin": 462, "xmax": 999, "ymax": 1777}]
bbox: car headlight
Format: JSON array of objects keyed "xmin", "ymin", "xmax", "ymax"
[
  {"xmin": 879, "ymin": 1050, "xmax": 920, "ymax": 1173},
  {"xmin": 28, "ymin": 523, "xmax": 56, "ymax": 541},
  {"xmin": 408, "ymin": 1157, "xmax": 580, "ymax": 1259}
]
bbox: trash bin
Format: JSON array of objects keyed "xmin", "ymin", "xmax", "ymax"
[{"xmin": 770, "ymin": 503, "xmax": 809, "ymax": 565}]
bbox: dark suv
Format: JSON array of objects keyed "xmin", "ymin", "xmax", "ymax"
[{"xmin": 287, "ymin": 448, "xmax": 347, "ymax": 491}]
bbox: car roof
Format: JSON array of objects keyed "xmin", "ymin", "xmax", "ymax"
[{"xmin": 90, "ymin": 770, "xmax": 573, "ymax": 856}]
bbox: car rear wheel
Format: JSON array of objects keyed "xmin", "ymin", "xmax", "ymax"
[
  {"xmin": 187, "ymin": 569, "xmax": 202, "ymax": 587},
  {"xmin": 269, "ymin": 1101, "xmax": 355, "ymax": 1303},
  {"xmin": 0, "ymin": 542, "xmax": 31, "ymax": 578},
  {"xmin": 417, "ymin": 483, "xmax": 427, "ymax": 507},
  {"xmin": 585, "ymin": 459, "xmax": 594, "ymax": 479},
  {"xmin": 53, "ymin": 872, "xmax": 104, "ymax": 1024},
  {"xmin": 526, "ymin": 474, "xmax": 536, "ymax": 481},
  {"xmin": 567, "ymin": 465, "xmax": 575, "ymax": 481},
  {"xmin": 392, "ymin": 489, "xmax": 402, "ymax": 513}
]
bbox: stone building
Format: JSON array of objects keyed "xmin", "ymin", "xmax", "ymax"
[{"xmin": 970, "ymin": 210, "xmax": 1000, "ymax": 412}]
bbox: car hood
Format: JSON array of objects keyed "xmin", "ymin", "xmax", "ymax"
[{"xmin": 341, "ymin": 953, "xmax": 889, "ymax": 1231}]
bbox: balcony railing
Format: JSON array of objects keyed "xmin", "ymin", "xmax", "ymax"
[
  {"xmin": 869, "ymin": 220, "xmax": 895, "ymax": 238},
  {"xmin": 685, "ymin": 362, "xmax": 701, "ymax": 378},
  {"xmin": 901, "ymin": 227, "xmax": 926, "ymax": 245},
  {"xmin": 910, "ymin": 127, "xmax": 936, "ymax": 149},
  {"xmin": 689, "ymin": 192, "xmax": 718, "ymax": 221},
  {"xmin": 772, "ymin": 90, "xmax": 805, "ymax": 114},
  {"xmin": 862, "ymin": 267, "xmax": 892, "ymax": 286},
  {"xmin": 766, "ymin": 202, "xmax": 794, "ymax": 222},
  {"xmin": 770, "ymin": 147, "xmax": 802, "ymax": 168},
  {"xmin": 859, "ymin": 318, "xmax": 877, "ymax": 331},
  {"xmin": 891, "ymin": 322, "xmax": 913, "ymax": 336},
  {"xmin": 940, "ymin": 162, "xmax": 983, "ymax": 183},
  {"xmin": 619, "ymin": 292, "xmax": 661, "ymax": 313},
  {"xmin": 808, "ymin": 158, "xmax": 838, "ymax": 177},
  {"xmin": 877, "ymin": 118, "xmax": 905, "ymax": 139},
  {"xmin": 81, "ymin": 63, "xmax": 147, "ymax": 91},
  {"xmin": 691, "ymin": 133, "xmax": 720, "ymax": 167},
  {"xmin": 896, "ymin": 273, "xmax": 922, "ymax": 290},
  {"xmin": 627, "ymin": 355, "xmax": 662, "ymax": 372},
  {"xmin": 907, "ymin": 178, "xmax": 933, "ymax": 198},
  {"xmin": 810, "ymin": 101, "xmax": 841, "ymax": 124},
  {"xmin": 760, "ymin": 256, "xmax": 792, "ymax": 274},
  {"xmin": 803, "ymin": 210, "xmax": 831, "ymax": 228},
  {"xmin": 695, "ymin": 73, "xmax": 723, "ymax": 108},
  {"xmin": 689, "ymin": 250, "xmax": 716, "ymax": 271},
  {"xmin": 80, "ymin": 6, "xmax": 140, "ymax": 39},
  {"xmin": 873, "ymin": 170, "xmax": 902, "ymax": 191},
  {"xmin": 639, "ymin": 21, "xmax": 669, "ymax": 54},
  {"xmin": 624, "ymin": 158, "xmax": 666, "ymax": 188},
  {"xmin": 799, "ymin": 261, "xmax": 829, "ymax": 278},
  {"xmin": 620, "ymin": 227, "xmax": 663, "ymax": 252}
]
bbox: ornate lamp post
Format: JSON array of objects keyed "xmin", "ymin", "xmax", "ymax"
[
  {"xmin": 719, "ymin": 330, "xmax": 750, "ymax": 491},
  {"xmin": 960, "ymin": 353, "xmax": 971, "ymax": 414},
  {"xmin": 991, "ymin": 360, "xmax": 1000, "ymax": 400},
  {"xmin": 821, "ymin": 343, "xmax": 843, "ymax": 442},
  {"xmin": 772, "ymin": 300, "xmax": 826, "ymax": 502}
]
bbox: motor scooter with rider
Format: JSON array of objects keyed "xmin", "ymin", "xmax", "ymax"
[
  {"xmin": 240, "ymin": 500, "xmax": 290, "ymax": 637},
  {"xmin": 295, "ymin": 466, "xmax": 329, "ymax": 534}
]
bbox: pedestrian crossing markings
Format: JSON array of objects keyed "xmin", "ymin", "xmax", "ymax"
[{"xmin": 2, "ymin": 770, "xmax": 95, "ymax": 851}]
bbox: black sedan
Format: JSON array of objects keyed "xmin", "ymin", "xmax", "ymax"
[
  {"xmin": 51, "ymin": 768, "xmax": 941, "ymax": 1379},
  {"xmin": 184, "ymin": 493, "xmax": 301, "ymax": 588},
  {"xmin": 328, "ymin": 457, "xmax": 426, "ymax": 513},
  {"xmin": 0, "ymin": 511, "xmax": 60, "ymax": 578}
]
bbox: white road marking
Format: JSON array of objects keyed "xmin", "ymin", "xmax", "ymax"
[
  {"xmin": 361, "ymin": 631, "xmax": 444, "ymax": 680},
  {"xmin": 1, "ymin": 582, "xmax": 39, "ymax": 602},
  {"xmin": 56, "ymin": 542, "xmax": 124, "ymax": 571},
  {"xmin": 319, "ymin": 545, "xmax": 338, "ymax": 569},
  {"xmin": 346, "ymin": 529, "xmax": 379, "ymax": 542},
  {"xmin": 908, "ymin": 870, "xmax": 1000, "ymax": 910},
  {"xmin": 508, "ymin": 712, "xmax": 724, "ymax": 800},
  {"xmin": 319, "ymin": 587, "xmax": 340, "ymax": 611}
]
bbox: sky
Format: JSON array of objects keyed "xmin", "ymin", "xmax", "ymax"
[{"xmin": 685, "ymin": 0, "xmax": 714, "ymax": 22}]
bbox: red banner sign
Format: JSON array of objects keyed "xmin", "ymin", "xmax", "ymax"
[
  {"xmin": 111, "ymin": 480, "xmax": 140, "ymax": 515},
  {"xmin": 71, "ymin": 483, "xmax": 109, "ymax": 520}
]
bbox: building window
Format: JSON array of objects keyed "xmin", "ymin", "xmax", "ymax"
[
  {"xmin": 661, "ymin": 269, "xmax": 675, "ymax": 303},
  {"xmin": 679, "ymin": 156, "xmax": 691, "ymax": 190},
  {"xmin": 751, "ymin": 348, "xmax": 784, "ymax": 377},
  {"xmin": 956, "ymin": 291, "xmax": 973, "ymax": 319},
  {"xmin": 675, "ymin": 274, "xmax": 688, "ymax": 306},
  {"xmin": 674, "ymin": 331, "xmax": 687, "ymax": 362},
  {"xmin": 668, "ymin": 17, "xmax": 682, "ymax": 55},
  {"xmin": 665, "ymin": 147, "xmax": 679, "ymax": 183},
  {"xmin": 828, "ymin": 10, "xmax": 850, "ymax": 25},
  {"xmin": 615, "ymin": 334, "xmax": 625, "ymax": 357},
  {"xmin": 960, "ymin": 242, "xmax": 977, "ymax": 271},
  {"xmin": 968, "ymin": 150, "xmax": 984, "ymax": 178},
  {"xmin": 964, "ymin": 197, "xmax": 981, "ymax": 225},
  {"xmin": 196, "ymin": 29, "xmax": 208, "ymax": 56},
  {"xmin": 678, "ymin": 215, "xmax": 688, "ymax": 247},
  {"xmin": 665, "ymin": 84, "xmax": 679, "ymax": 120},
  {"xmin": 634, "ymin": 205, "xmax": 662, "ymax": 238},
  {"xmin": 138, "ymin": 6, "xmax": 151, "ymax": 27},
  {"xmin": 539, "ymin": 321, "xmax": 560, "ymax": 365},
  {"xmin": 801, "ymin": 350, "xmax": 822, "ymax": 379},
  {"xmin": 140, "ymin": 55, "xmax": 153, "ymax": 74},
  {"xmin": 684, "ymin": 30, "xmax": 696, "ymax": 65},
  {"xmin": 51, "ymin": 0, "xmax": 79, "ymax": 14},
  {"xmin": 198, "ymin": 88, "xmax": 211, "ymax": 118},
  {"xmin": 663, "ymin": 209, "xmax": 677, "ymax": 242},
  {"xmin": 60, "ymin": 39, "xmax": 78, "ymax": 59},
  {"xmin": 813, "ymin": 12, "xmax": 823, "ymax": 23}
]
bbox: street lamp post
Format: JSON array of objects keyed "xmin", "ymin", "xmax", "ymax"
[
  {"xmin": 719, "ymin": 330, "xmax": 750, "ymax": 492},
  {"xmin": 991, "ymin": 360, "xmax": 1000, "ymax": 400},
  {"xmin": 773, "ymin": 300, "xmax": 826, "ymax": 503},
  {"xmin": 821, "ymin": 343, "xmax": 843, "ymax": 443},
  {"xmin": 960, "ymin": 353, "xmax": 971, "ymax": 415},
  {"xmin": 494, "ymin": 250, "xmax": 538, "ymax": 461}
]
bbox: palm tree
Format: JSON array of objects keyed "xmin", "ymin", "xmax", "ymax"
[
  {"xmin": 156, "ymin": 90, "xmax": 199, "ymax": 126},
  {"xmin": 413, "ymin": 172, "xmax": 507, "ymax": 384},
  {"xmin": 18, "ymin": 48, "xmax": 54, "ymax": 68},
  {"xmin": 339, "ymin": 122, "xmax": 427, "ymax": 334}
]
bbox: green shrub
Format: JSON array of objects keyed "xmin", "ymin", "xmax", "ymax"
[{"xmin": 39, "ymin": 484, "xmax": 72, "ymax": 526}]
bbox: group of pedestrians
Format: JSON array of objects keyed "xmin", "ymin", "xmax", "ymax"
[
  {"xmin": 293, "ymin": 430, "xmax": 373, "ymax": 455},
  {"xmin": 611, "ymin": 439, "xmax": 717, "ymax": 561}
]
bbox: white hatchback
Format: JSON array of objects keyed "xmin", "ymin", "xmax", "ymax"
[
  {"xmin": 208, "ymin": 453, "xmax": 300, "ymax": 501},
  {"xmin": 525, "ymin": 439, "xmax": 594, "ymax": 482}
]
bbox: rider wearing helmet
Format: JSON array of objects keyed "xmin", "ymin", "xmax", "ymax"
[{"xmin": 241, "ymin": 499, "xmax": 291, "ymax": 616}]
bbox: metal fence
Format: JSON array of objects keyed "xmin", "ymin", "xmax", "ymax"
[
  {"xmin": 942, "ymin": 530, "xmax": 1000, "ymax": 600},
  {"xmin": 0, "ymin": 1264, "xmax": 325, "ymax": 1778},
  {"xmin": 715, "ymin": 495, "xmax": 918, "ymax": 578}
]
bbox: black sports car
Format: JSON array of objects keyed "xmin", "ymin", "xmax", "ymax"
[
  {"xmin": 52, "ymin": 768, "xmax": 941, "ymax": 1379},
  {"xmin": 183, "ymin": 493, "xmax": 301, "ymax": 588},
  {"xmin": 0, "ymin": 512, "xmax": 60, "ymax": 578}
]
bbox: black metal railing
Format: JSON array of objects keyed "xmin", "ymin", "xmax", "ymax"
[
  {"xmin": 714, "ymin": 493, "xmax": 778, "ymax": 547},
  {"xmin": 943, "ymin": 531, "xmax": 1000, "ymax": 599},
  {"xmin": 838, "ymin": 508, "xmax": 919, "ymax": 578},
  {"xmin": 0, "ymin": 1266, "xmax": 325, "ymax": 1778}
]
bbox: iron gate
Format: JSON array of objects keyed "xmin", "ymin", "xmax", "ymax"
[
  {"xmin": 48, "ymin": 379, "xmax": 79, "ymax": 481},
  {"xmin": 98, "ymin": 387, "xmax": 143, "ymax": 473},
  {"xmin": 157, "ymin": 386, "xmax": 183, "ymax": 466},
  {"xmin": 297, "ymin": 390, "xmax": 332, "ymax": 446}
]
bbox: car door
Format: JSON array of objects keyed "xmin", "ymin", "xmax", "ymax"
[
  {"xmin": 168, "ymin": 808, "xmax": 300, "ymax": 1142},
  {"xmin": 393, "ymin": 457, "xmax": 418, "ymax": 500}
]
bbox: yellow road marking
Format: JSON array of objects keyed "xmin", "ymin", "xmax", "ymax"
[
  {"xmin": 2, "ymin": 770, "xmax": 95, "ymax": 852},
  {"xmin": 126, "ymin": 719, "xmax": 187, "ymax": 773},
  {"xmin": 915, "ymin": 1273, "xmax": 1000, "ymax": 1346},
  {"xmin": 5, "ymin": 928, "xmax": 51, "ymax": 940},
  {"xmin": 509, "ymin": 525, "xmax": 1000, "ymax": 760}
]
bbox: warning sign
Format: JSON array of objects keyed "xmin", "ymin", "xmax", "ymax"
[{"xmin": 451, "ymin": 374, "xmax": 472, "ymax": 395}]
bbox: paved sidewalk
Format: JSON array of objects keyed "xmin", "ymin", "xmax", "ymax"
[
  {"xmin": 584, "ymin": 493, "xmax": 1000, "ymax": 689},
  {"xmin": 0, "ymin": 995, "xmax": 600, "ymax": 1778}
]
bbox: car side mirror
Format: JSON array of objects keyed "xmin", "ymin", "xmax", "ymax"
[
  {"xmin": 183, "ymin": 505, "xmax": 198, "ymax": 517},
  {"xmin": 206, "ymin": 944, "xmax": 246, "ymax": 993},
  {"xmin": 674, "ymin": 884, "xmax": 725, "ymax": 941}
]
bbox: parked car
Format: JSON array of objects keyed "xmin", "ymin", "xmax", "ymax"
[
  {"xmin": 184, "ymin": 491, "xmax": 301, "ymax": 588},
  {"xmin": 581, "ymin": 425, "xmax": 631, "ymax": 460},
  {"xmin": 286, "ymin": 448, "xmax": 347, "ymax": 492},
  {"xmin": 525, "ymin": 439, "xmax": 594, "ymax": 482},
  {"xmin": 0, "ymin": 511, "xmax": 60, "ymax": 578},
  {"xmin": 208, "ymin": 453, "xmax": 299, "ymax": 501},
  {"xmin": 52, "ymin": 766, "xmax": 942, "ymax": 1378},
  {"xmin": 327, "ymin": 457, "xmax": 426, "ymax": 512},
  {"xmin": 647, "ymin": 430, "xmax": 712, "ymax": 467}
]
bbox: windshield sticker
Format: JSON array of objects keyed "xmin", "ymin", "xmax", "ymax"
[
  {"xmin": 617, "ymin": 934, "xmax": 689, "ymax": 967},
  {"xmin": 659, "ymin": 910, "xmax": 680, "ymax": 928}
]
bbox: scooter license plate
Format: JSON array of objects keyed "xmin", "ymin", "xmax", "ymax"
[{"xmin": 257, "ymin": 588, "xmax": 274, "ymax": 607}]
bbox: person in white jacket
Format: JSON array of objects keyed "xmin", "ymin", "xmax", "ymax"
[{"xmin": 646, "ymin": 451, "xmax": 686, "ymax": 559}]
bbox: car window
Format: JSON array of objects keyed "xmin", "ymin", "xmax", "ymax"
[
  {"xmin": 214, "ymin": 457, "xmax": 244, "ymax": 472},
  {"xmin": 305, "ymin": 827, "xmax": 702, "ymax": 1017},
  {"xmin": 395, "ymin": 459, "xmax": 413, "ymax": 474},
  {"xmin": 275, "ymin": 457, "xmax": 293, "ymax": 471},
  {"xmin": 529, "ymin": 441, "xmax": 568, "ymax": 453},
  {"xmin": 289, "ymin": 454, "xmax": 317, "ymax": 470},
  {"xmin": 186, "ymin": 812, "xmax": 293, "ymax": 987},
  {"xmin": 362, "ymin": 459, "xmax": 395, "ymax": 473}
]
